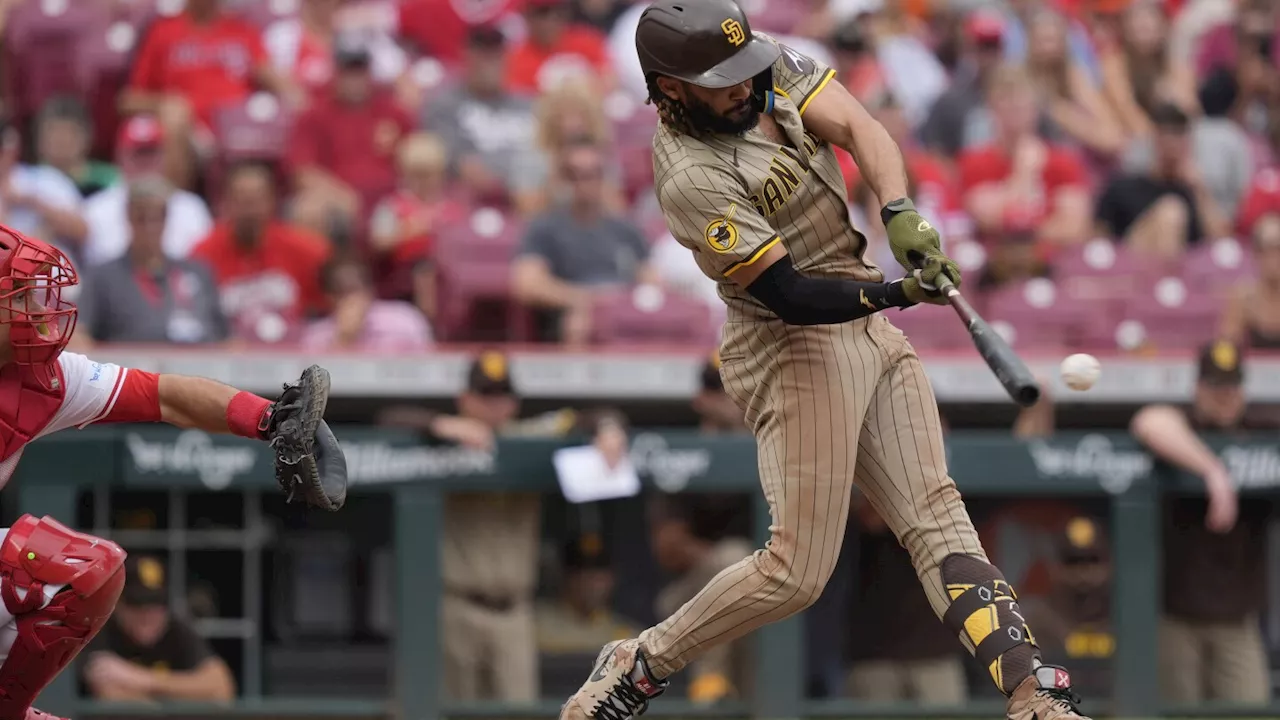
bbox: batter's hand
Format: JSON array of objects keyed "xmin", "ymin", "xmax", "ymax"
[
  {"xmin": 882, "ymin": 198, "xmax": 961, "ymax": 288},
  {"xmin": 900, "ymin": 255, "xmax": 956, "ymax": 306}
]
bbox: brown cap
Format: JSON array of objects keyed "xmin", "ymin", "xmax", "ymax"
[
  {"xmin": 1059, "ymin": 517, "xmax": 1107, "ymax": 563},
  {"xmin": 467, "ymin": 350, "xmax": 514, "ymax": 395},
  {"xmin": 1197, "ymin": 340, "xmax": 1244, "ymax": 386},
  {"xmin": 122, "ymin": 554, "xmax": 169, "ymax": 606}
]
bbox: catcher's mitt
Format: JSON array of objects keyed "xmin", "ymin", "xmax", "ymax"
[{"xmin": 265, "ymin": 365, "xmax": 347, "ymax": 511}]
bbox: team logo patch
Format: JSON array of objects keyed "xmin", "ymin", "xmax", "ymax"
[
  {"xmin": 721, "ymin": 18, "xmax": 746, "ymax": 47},
  {"xmin": 780, "ymin": 44, "xmax": 815, "ymax": 75},
  {"xmin": 705, "ymin": 203, "xmax": 740, "ymax": 253}
]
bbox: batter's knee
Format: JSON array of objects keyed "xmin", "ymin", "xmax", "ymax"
[{"xmin": 757, "ymin": 531, "xmax": 838, "ymax": 617}]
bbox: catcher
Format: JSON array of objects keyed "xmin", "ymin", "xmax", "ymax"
[{"xmin": 0, "ymin": 226, "xmax": 346, "ymax": 720}]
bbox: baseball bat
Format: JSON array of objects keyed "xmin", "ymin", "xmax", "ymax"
[{"xmin": 933, "ymin": 275, "xmax": 1042, "ymax": 407}]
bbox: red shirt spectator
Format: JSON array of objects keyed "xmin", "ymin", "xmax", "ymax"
[
  {"xmin": 191, "ymin": 163, "xmax": 331, "ymax": 343},
  {"xmin": 1237, "ymin": 167, "xmax": 1280, "ymax": 236},
  {"xmin": 127, "ymin": 8, "xmax": 269, "ymax": 126},
  {"xmin": 505, "ymin": 0, "xmax": 612, "ymax": 93},
  {"xmin": 959, "ymin": 143, "xmax": 1088, "ymax": 231},
  {"xmin": 287, "ymin": 42, "xmax": 412, "ymax": 214},
  {"xmin": 398, "ymin": 0, "xmax": 520, "ymax": 68}
]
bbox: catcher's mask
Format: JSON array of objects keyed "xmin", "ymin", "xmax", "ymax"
[
  {"xmin": 0, "ymin": 228, "xmax": 78, "ymax": 377},
  {"xmin": 636, "ymin": 0, "xmax": 780, "ymax": 114}
]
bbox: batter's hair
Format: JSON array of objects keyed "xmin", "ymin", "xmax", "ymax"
[{"xmin": 646, "ymin": 75, "xmax": 699, "ymax": 137}]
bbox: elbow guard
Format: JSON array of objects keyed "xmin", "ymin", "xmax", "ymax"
[{"xmin": 746, "ymin": 256, "xmax": 913, "ymax": 325}]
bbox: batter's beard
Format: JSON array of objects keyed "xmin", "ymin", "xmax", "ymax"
[{"xmin": 685, "ymin": 95, "xmax": 760, "ymax": 136}]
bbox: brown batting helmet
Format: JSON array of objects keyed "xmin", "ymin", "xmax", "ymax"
[{"xmin": 635, "ymin": 0, "xmax": 780, "ymax": 89}]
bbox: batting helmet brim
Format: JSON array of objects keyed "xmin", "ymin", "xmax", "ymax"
[{"xmin": 672, "ymin": 34, "xmax": 780, "ymax": 89}]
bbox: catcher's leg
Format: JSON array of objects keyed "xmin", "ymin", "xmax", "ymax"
[
  {"xmin": 559, "ymin": 323, "xmax": 883, "ymax": 720},
  {"xmin": 0, "ymin": 515, "xmax": 126, "ymax": 720},
  {"xmin": 857, "ymin": 320, "xmax": 1089, "ymax": 720}
]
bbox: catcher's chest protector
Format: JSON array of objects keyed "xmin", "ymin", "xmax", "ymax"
[{"xmin": 0, "ymin": 363, "xmax": 64, "ymax": 462}]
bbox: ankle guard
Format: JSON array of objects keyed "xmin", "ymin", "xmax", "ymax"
[
  {"xmin": 940, "ymin": 554, "xmax": 1040, "ymax": 695},
  {"xmin": 0, "ymin": 515, "xmax": 126, "ymax": 719}
]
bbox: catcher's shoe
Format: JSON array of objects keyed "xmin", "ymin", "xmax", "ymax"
[
  {"xmin": 24, "ymin": 708, "xmax": 69, "ymax": 720},
  {"xmin": 559, "ymin": 639, "xmax": 668, "ymax": 720},
  {"xmin": 1006, "ymin": 665, "xmax": 1091, "ymax": 720}
]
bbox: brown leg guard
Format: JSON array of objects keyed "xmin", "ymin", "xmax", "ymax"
[{"xmin": 939, "ymin": 554, "xmax": 1041, "ymax": 695}]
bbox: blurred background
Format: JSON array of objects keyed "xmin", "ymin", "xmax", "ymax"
[{"xmin": 5, "ymin": 0, "xmax": 1280, "ymax": 717}]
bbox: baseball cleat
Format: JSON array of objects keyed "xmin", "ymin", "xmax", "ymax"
[
  {"xmin": 1006, "ymin": 665, "xmax": 1091, "ymax": 720},
  {"xmin": 558, "ymin": 639, "xmax": 668, "ymax": 720}
]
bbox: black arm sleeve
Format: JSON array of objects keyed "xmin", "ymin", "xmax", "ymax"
[{"xmin": 745, "ymin": 254, "xmax": 915, "ymax": 326}]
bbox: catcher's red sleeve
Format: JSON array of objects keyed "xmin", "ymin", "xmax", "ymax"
[{"xmin": 98, "ymin": 369, "xmax": 162, "ymax": 424}]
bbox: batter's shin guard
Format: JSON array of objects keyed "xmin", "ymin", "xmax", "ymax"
[
  {"xmin": 939, "ymin": 554, "xmax": 1041, "ymax": 696},
  {"xmin": 0, "ymin": 515, "xmax": 126, "ymax": 720}
]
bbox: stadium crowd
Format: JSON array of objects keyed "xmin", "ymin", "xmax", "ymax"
[{"xmin": 0, "ymin": 0, "xmax": 1273, "ymax": 353}]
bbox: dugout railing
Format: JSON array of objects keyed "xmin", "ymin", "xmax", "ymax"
[{"xmin": 12, "ymin": 427, "xmax": 1279, "ymax": 720}]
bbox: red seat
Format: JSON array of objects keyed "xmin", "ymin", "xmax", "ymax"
[
  {"xmin": 432, "ymin": 208, "xmax": 529, "ymax": 341},
  {"xmin": 1181, "ymin": 237, "xmax": 1254, "ymax": 300},
  {"xmin": 213, "ymin": 97, "xmax": 296, "ymax": 161},
  {"xmin": 4, "ymin": 2, "xmax": 110, "ymax": 126},
  {"xmin": 1118, "ymin": 276, "xmax": 1221, "ymax": 352},
  {"xmin": 78, "ymin": 21, "xmax": 139, "ymax": 158},
  {"xmin": 885, "ymin": 304, "xmax": 972, "ymax": 351},
  {"xmin": 981, "ymin": 279, "xmax": 1076, "ymax": 351},
  {"xmin": 588, "ymin": 287, "xmax": 715, "ymax": 346}
]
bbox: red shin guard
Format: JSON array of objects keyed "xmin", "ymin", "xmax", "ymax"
[{"xmin": 0, "ymin": 515, "xmax": 126, "ymax": 720}]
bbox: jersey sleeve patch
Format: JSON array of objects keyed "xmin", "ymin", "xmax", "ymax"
[
  {"xmin": 779, "ymin": 44, "xmax": 815, "ymax": 75},
  {"xmin": 704, "ymin": 204, "xmax": 741, "ymax": 253}
]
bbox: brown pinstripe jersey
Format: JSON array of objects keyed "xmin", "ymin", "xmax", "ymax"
[{"xmin": 653, "ymin": 35, "xmax": 882, "ymax": 354}]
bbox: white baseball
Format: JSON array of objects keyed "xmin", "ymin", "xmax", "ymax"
[{"xmin": 1060, "ymin": 353, "xmax": 1101, "ymax": 391}]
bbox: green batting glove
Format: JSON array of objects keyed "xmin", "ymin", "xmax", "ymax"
[
  {"xmin": 881, "ymin": 198, "xmax": 961, "ymax": 289},
  {"xmin": 899, "ymin": 256, "xmax": 958, "ymax": 306}
]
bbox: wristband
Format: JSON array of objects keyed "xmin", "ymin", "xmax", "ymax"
[
  {"xmin": 885, "ymin": 279, "xmax": 915, "ymax": 307},
  {"xmin": 880, "ymin": 197, "xmax": 916, "ymax": 227},
  {"xmin": 227, "ymin": 391, "xmax": 272, "ymax": 440}
]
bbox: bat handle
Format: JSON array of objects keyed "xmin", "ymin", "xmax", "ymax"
[{"xmin": 933, "ymin": 273, "xmax": 961, "ymax": 299}]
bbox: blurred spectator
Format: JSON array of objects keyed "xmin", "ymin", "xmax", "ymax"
[
  {"xmin": 378, "ymin": 352, "xmax": 628, "ymax": 699},
  {"xmin": 974, "ymin": 230, "xmax": 1051, "ymax": 291},
  {"xmin": 82, "ymin": 116, "xmax": 214, "ymax": 267},
  {"xmin": 264, "ymin": 0, "xmax": 409, "ymax": 98},
  {"xmin": 649, "ymin": 495, "xmax": 754, "ymax": 702},
  {"xmin": 1096, "ymin": 103, "xmax": 1228, "ymax": 260},
  {"xmin": 0, "ymin": 117, "xmax": 87, "ymax": 256},
  {"xmin": 1016, "ymin": 518, "xmax": 1114, "ymax": 700},
  {"xmin": 536, "ymin": 534, "xmax": 639, "ymax": 654},
  {"xmin": 845, "ymin": 495, "xmax": 967, "ymax": 705},
  {"xmin": 515, "ymin": 82, "xmax": 626, "ymax": 215},
  {"xmin": 77, "ymin": 176, "xmax": 227, "ymax": 345},
  {"xmin": 958, "ymin": 64, "xmax": 1092, "ymax": 247},
  {"xmin": 1168, "ymin": 0, "xmax": 1235, "ymax": 69},
  {"xmin": 511, "ymin": 143, "xmax": 655, "ymax": 344},
  {"xmin": 851, "ymin": 90, "xmax": 958, "ymax": 246},
  {"xmin": 830, "ymin": 18, "xmax": 884, "ymax": 102},
  {"xmin": 82, "ymin": 555, "xmax": 235, "ymax": 702},
  {"xmin": 1023, "ymin": 9, "xmax": 1124, "ymax": 157},
  {"xmin": 423, "ymin": 26, "xmax": 540, "ymax": 207},
  {"xmin": 1194, "ymin": 0, "xmax": 1278, "ymax": 80},
  {"xmin": 920, "ymin": 8, "xmax": 1008, "ymax": 157},
  {"xmin": 35, "ymin": 96, "xmax": 118, "ymax": 198},
  {"xmin": 572, "ymin": 0, "xmax": 629, "ymax": 33},
  {"xmin": 1218, "ymin": 215, "xmax": 1280, "ymax": 347},
  {"xmin": 288, "ymin": 35, "xmax": 412, "ymax": 241},
  {"xmin": 121, "ymin": 0, "xmax": 304, "ymax": 189},
  {"xmin": 1000, "ymin": 0, "xmax": 1101, "ymax": 81},
  {"xmin": 1130, "ymin": 341, "xmax": 1272, "ymax": 705},
  {"xmin": 368, "ymin": 133, "xmax": 467, "ymax": 303},
  {"xmin": 860, "ymin": 5, "xmax": 948, "ymax": 130},
  {"xmin": 1099, "ymin": 0, "xmax": 1200, "ymax": 139},
  {"xmin": 299, "ymin": 254, "xmax": 433, "ymax": 351},
  {"xmin": 397, "ymin": 0, "xmax": 520, "ymax": 68},
  {"xmin": 506, "ymin": 0, "xmax": 615, "ymax": 95},
  {"xmin": 191, "ymin": 162, "xmax": 332, "ymax": 344},
  {"xmin": 691, "ymin": 352, "xmax": 744, "ymax": 434}
]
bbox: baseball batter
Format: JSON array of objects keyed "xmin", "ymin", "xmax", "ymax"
[{"xmin": 558, "ymin": 3, "xmax": 1092, "ymax": 720}]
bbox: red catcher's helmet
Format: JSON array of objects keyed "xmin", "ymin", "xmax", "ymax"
[{"xmin": 0, "ymin": 227, "xmax": 78, "ymax": 370}]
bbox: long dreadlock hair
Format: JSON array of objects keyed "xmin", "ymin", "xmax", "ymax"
[{"xmin": 645, "ymin": 75, "xmax": 700, "ymax": 138}]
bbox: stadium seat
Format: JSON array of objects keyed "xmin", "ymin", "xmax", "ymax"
[
  {"xmin": 432, "ymin": 207, "xmax": 530, "ymax": 342},
  {"xmin": 1117, "ymin": 275, "xmax": 1221, "ymax": 352},
  {"xmin": 213, "ymin": 95, "xmax": 296, "ymax": 162},
  {"xmin": 980, "ymin": 278, "xmax": 1075, "ymax": 351},
  {"xmin": 588, "ymin": 286, "xmax": 716, "ymax": 346},
  {"xmin": 885, "ymin": 304, "xmax": 972, "ymax": 351},
  {"xmin": 78, "ymin": 20, "xmax": 140, "ymax": 158},
  {"xmin": 3, "ymin": 1, "xmax": 111, "ymax": 127},
  {"xmin": 1053, "ymin": 238, "xmax": 1149, "ymax": 305},
  {"xmin": 1181, "ymin": 237, "xmax": 1254, "ymax": 300}
]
